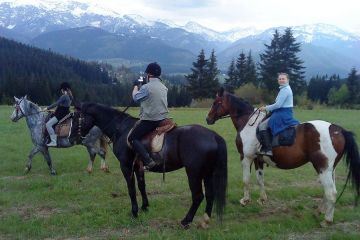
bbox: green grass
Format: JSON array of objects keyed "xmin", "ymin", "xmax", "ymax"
[{"xmin": 1, "ymin": 106, "xmax": 360, "ymax": 239}]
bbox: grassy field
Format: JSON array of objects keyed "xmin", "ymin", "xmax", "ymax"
[{"xmin": 1, "ymin": 106, "xmax": 360, "ymax": 239}]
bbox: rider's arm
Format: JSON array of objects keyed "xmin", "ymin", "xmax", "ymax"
[
  {"xmin": 265, "ymin": 88, "xmax": 290, "ymax": 112},
  {"xmin": 132, "ymin": 85, "xmax": 149, "ymax": 103},
  {"xmin": 47, "ymin": 95, "xmax": 66, "ymax": 110}
]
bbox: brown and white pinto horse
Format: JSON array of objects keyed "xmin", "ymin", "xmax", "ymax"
[{"xmin": 206, "ymin": 88, "xmax": 360, "ymax": 226}]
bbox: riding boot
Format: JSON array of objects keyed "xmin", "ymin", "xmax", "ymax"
[
  {"xmin": 131, "ymin": 140, "xmax": 157, "ymax": 170},
  {"xmin": 47, "ymin": 134, "xmax": 57, "ymax": 147},
  {"xmin": 259, "ymin": 130, "xmax": 273, "ymax": 156}
]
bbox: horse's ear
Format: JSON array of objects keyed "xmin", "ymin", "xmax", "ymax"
[
  {"xmin": 24, "ymin": 95, "xmax": 27, "ymax": 100},
  {"xmin": 14, "ymin": 96, "xmax": 20, "ymax": 102},
  {"xmin": 218, "ymin": 87, "xmax": 225, "ymax": 97},
  {"xmin": 74, "ymin": 100, "xmax": 82, "ymax": 111}
]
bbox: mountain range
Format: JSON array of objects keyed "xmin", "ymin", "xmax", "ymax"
[{"xmin": 1, "ymin": 0, "xmax": 359, "ymax": 77}]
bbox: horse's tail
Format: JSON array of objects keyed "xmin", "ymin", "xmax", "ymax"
[
  {"xmin": 213, "ymin": 135, "xmax": 228, "ymax": 221},
  {"xmin": 340, "ymin": 129, "xmax": 360, "ymax": 205}
]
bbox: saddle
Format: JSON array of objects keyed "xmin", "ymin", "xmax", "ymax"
[
  {"xmin": 271, "ymin": 126, "xmax": 297, "ymax": 147},
  {"xmin": 45, "ymin": 113, "xmax": 73, "ymax": 138},
  {"xmin": 128, "ymin": 118, "xmax": 177, "ymax": 153},
  {"xmin": 256, "ymin": 124, "xmax": 298, "ymax": 148}
]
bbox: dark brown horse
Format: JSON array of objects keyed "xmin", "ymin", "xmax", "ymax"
[
  {"xmin": 206, "ymin": 88, "xmax": 360, "ymax": 226},
  {"xmin": 75, "ymin": 102, "xmax": 227, "ymax": 228}
]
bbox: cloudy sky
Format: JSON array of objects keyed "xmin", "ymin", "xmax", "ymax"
[{"xmin": 90, "ymin": 0, "xmax": 360, "ymax": 33}]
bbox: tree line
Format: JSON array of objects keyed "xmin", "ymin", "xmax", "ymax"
[
  {"xmin": 185, "ymin": 28, "xmax": 359, "ymax": 107},
  {"xmin": 0, "ymin": 37, "xmax": 191, "ymax": 107}
]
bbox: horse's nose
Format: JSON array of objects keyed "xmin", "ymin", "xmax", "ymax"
[{"xmin": 206, "ymin": 117, "xmax": 214, "ymax": 125}]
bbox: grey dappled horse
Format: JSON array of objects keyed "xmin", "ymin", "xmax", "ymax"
[{"xmin": 10, "ymin": 96, "xmax": 109, "ymax": 175}]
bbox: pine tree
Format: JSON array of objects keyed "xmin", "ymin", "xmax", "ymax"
[
  {"xmin": 236, "ymin": 51, "xmax": 246, "ymax": 87},
  {"xmin": 225, "ymin": 59, "xmax": 237, "ymax": 92},
  {"xmin": 185, "ymin": 49, "xmax": 209, "ymax": 99},
  {"xmin": 206, "ymin": 49, "xmax": 220, "ymax": 97},
  {"xmin": 346, "ymin": 67, "xmax": 360, "ymax": 104},
  {"xmin": 259, "ymin": 28, "xmax": 305, "ymax": 94},
  {"xmin": 259, "ymin": 30, "xmax": 282, "ymax": 92},
  {"xmin": 244, "ymin": 50, "xmax": 257, "ymax": 86},
  {"xmin": 280, "ymin": 28, "xmax": 306, "ymax": 93}
]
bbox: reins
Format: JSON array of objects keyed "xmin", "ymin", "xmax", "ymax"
[{"xmin": 217, "ymin": 108, "xmax": 262, "ymax": 126}]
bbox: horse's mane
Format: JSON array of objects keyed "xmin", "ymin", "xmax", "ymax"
[
  {"xmin": 20, "ymin": 97, "xmax": 41, "ymax": 111},
  {"xmin": 81, "ymin": 102, "xmax": 136, "ymax": 119},
  {"xmin": 225, "ymin": 92, "xmax": 254, "ymax": 114}
]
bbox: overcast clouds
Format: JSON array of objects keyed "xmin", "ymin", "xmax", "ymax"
[
  {"xmin": 6, "ymin": 0, "xmax": 359, "ymax": 32},
  {"xmin": 91, "ymin": 0, "xmax": 360, "ymax": 32}
]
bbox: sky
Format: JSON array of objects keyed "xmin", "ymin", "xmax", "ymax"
[
  {"xmin": 3, "ymin": 0, "xmax": 360, "ymax": 33},
  {"xmin": 89, "ymin": 0, "xmax": 360, "ymax": 33}
]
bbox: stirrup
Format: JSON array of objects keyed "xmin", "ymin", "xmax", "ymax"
[
  {"xmin": 259, "ymin": 150, "xmax": 273, "ymax": 156},
  {"xmin": 47, "ymin": 141, "xmax": 57, "ymax": 147}
]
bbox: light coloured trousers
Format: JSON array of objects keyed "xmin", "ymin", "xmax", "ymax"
[{"xmin": 46, "ymin": 116, "xmax": 58, "ymax": 136}]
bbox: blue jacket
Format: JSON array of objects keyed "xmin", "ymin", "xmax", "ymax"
[
  {"xmin": 266, "ymin": 84, "xmax": 299, "ymax": 136},
  {"xmin": 265, "ymin": 84, "xmax": 294, "ymax": 112}
]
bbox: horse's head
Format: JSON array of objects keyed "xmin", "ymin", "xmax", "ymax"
[
  {"xmin": 11, "ymin": 96, "xmax": 28, "ymax": 122},
  {"xmin": 206, "ymin": 87, "xmax": 231, "ymax": 125}
]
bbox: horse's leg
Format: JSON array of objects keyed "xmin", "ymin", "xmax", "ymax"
[
  {"xmin": 197, "ymin": 175, "xmax": 213, "ymax": 229},
  {"xmin": 121, "ymin": 166, "xmax": 138, "ymax": 217},
  {"xmin": 319, "ymin": 170, "xmax": 337, "ymax": 227},
  {"xmin": 99, "ymin": 138, "xmax": 109, "ymax": 172},
  {"xmin": 85, "ymin": 146, "xmax": 96, "ymax": 174},
  {"xmin": 181, "ymin": 172, "xmax": 204, "ymax": 228},
  {"xmin": 254, "ymin": 156, "xmax": 267, "ymax": 205},
  {"xmin": 40, "ymin": 147, "xmax": 56, "ymax": 175},
  {"xmin": 134, "ymin": 167, "xmax": 149, "ymax": 211},
  {"xmin": 240, "ymin": 156, "xmax": 253, "ymax": 206},
  {"xmin": 25, "ymin": 146, "xmax": 41, "ymax": 173},
  {"xmin": 317, "ymin": 170, "xmax": 336, "ymax": 215}
]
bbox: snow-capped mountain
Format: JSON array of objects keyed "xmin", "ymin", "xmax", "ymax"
[
  {"xmin": 218, "ymin": 23, "xmax": 360, "ymax": 77},
  {"xmin": 1, "ymin": 0, "xmax": 359, "ymax": 76}
]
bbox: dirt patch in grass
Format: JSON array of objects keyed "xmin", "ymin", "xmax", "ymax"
[
  {"xmin": 288, "ymin": 221, "xmax": 360, "ymax": 240},
  {"xmin": 2, "ymin": 205, "xmax": 62, "ymax": 220}
]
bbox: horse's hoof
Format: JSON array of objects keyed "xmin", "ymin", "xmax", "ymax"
[
  {"xmin": 197, "ymin": 220, "xmax": 209, "ymax": 230},
  {"xmin": 180, "ymin": 220, "xmax": 191, "ymax": 230},
  {"xmin": 101, "ymin": 167, "xmax": 110, "ymax": 173},
  {"xmin": 141, "ymin": 205, "xmax": 149, "ymax": 212},
  {"xmin": 132, "ymin": 211, "xmax": 138, "ymax": 218},
  {"xmin": 24, "ymin": 167, "xmax": 31, "ymax": 174},
  {"xmin": 257, "ymin": 198, "xmax": 267, "ymax": 206},
  {"xmin": 240, "ymin": 198, "xmax": 251, "ymax": 206},
  {"xmin": 86, "ymin": 168, "xmax": 93, "ymax": 174},
  {"xmin": 203, "ymin": 213, "xmax": 210, "ymax": 224},
  {"xmin": 50, "ymin": 170, "xmax": 57, "ymax": 176},
  {"xmin": 320, "ymin": 220, "xmax": 332, "ymax": 228}
]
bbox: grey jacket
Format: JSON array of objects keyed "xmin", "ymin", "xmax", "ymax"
[{"xmin": 133, "ymin": 78, "xmax": 169, "ymax": 121}]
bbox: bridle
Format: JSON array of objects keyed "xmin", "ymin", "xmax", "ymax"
[
  {"xmin": 209, "ymin": 96, "xmax": 262, "ymax": 126},
  {"xmin": 14, "ymin": 98, "xmax": 46, "ymax": 120}
]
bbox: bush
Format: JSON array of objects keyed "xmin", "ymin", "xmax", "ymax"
[
  {"xmin": 294, "ymin": 93, "xmax": 317, "ymax": 110},
  {"xmin": 190, "ymin": 98, "xmax": 214, "ymax": 108},
  {"xmin": 234, "ymin": 83, "xmax": 273, "ymax": 104}
]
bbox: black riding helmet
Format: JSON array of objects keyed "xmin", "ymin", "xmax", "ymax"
[
  {"xmin": 60, "ymin": 82, "xmax": 71, "ymax": 91},
  {"xmin": 145, "ymin": 62, "xmax": 161, "ymax": 77}
]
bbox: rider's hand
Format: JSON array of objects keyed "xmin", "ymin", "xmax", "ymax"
[
  {"xmin": 133, "ymin": 79, "xmax": 141, "ymax": 87},
  {"xmin": 42, "ymin": 107, "xmax": 48, "ymax": 112},
  {"xmin": 259, "ymin": 106, "xmax": 267, "ymax": 112}
]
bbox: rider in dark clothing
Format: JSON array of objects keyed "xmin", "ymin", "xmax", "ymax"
[
  {"xmin": 128, "ymin": 62, "xmax": 169, "ymax": 170},
  {"xmin": 44, "ymin": 82, "xmax": 73, "ymax": 147}
]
